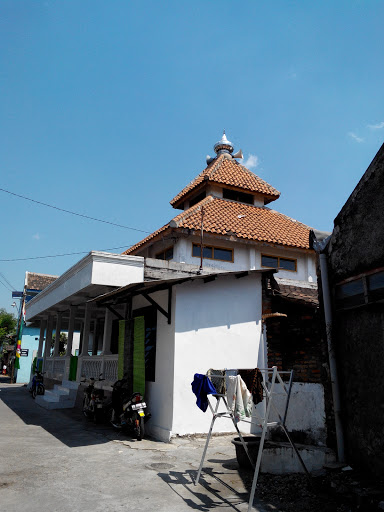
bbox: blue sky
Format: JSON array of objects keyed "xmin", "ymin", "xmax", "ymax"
[{"xmin": 1, "ymin": 0, "xmax": 383, "ymax": 313}]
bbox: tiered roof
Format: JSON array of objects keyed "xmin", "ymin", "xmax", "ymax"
[
  {"xmin": 170, "ymin": 153, "xmax": 280, "ymax": 208},
  {"xmin": 123, "ymin": 133, "xmax": 311, "ymax": 256},
  {"xmin": 124, "ymin": 196, "xmax": 311, "ymax": 255}
]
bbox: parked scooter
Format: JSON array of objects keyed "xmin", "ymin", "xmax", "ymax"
[
  {"xmin": 82, "ymin": 374, "xmax": 105, "ymax": 423},
  {"xmin": 108, "ymin": 376, "xmax": 149, "ymax": 441},
  {"xmin": 30, "ymin": 370, "xmax": 45, "ymax": 399}
]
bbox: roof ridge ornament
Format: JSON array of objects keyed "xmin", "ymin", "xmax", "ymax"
[
  {"xmin": 214, "ymin": 130, "xmax": 234, "ymax": 155},
  {"xmin": 206, "ymin": 131, "xmax": 243, "ymax": 164}
]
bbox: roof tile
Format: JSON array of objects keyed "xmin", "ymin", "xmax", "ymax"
[
  {"xmin": 124, "ymin": 196, "xmax": 311, "ymax": 255},
  {"xmin": 170, "ymin": 154, "xmax": 280, "ymax": 207}
]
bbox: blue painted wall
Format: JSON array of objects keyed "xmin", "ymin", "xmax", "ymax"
[{"xmin": 15, "ymin": 326, "xmax": 40, "ymax": 383}]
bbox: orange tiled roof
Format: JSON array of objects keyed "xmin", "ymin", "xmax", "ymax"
[
  {"xmin": 124, "ymin": 196, "xmax": 311, "ymax": 255},
  {"xmin": 170, "ymin": 154, "xmax": 280, "ymax": 207}
]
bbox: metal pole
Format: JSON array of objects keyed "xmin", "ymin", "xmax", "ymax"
[
  {"xmin": 247, "ymin": 366, "xmax": 278, "ymax": 512},
  {"xmin": 195, "ymin": 396, "xmax": 221, "ymax": 485},
  {"xmin": 199, "ymin": 207, "xmax": 204, "ymax": 272}
]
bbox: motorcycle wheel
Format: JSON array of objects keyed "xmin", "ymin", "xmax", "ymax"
[
  {"xmin": 134, "ymin": 412, "xmax": 145, "ymax": 441},
  {"xmin": 32, "ymin": 386, "xmax": 37, "ymax": 399},
  {"xmin": 37, "ymin": 384, "xmax": 45, "ymax": 396},
  {"xmin": 107, "ymin": 406, "xmax": 118, "ymax": 429}
]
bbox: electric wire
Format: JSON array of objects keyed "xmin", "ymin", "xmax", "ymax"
[
  {"xmin": 0, "ymin": 272, "xmax": 16, "ymax": 290},
  {"xmin": 0, "ymin": 277, "xmax": 13, "ymax": 291},
  {"xmin": 0, "ymin": 188, "xmax": 152, "ymax": 234},
  {"xmin": 0, "ymin": 245, "xmax": 131, "ymax": 262}
]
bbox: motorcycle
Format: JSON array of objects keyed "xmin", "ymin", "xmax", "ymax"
[
  {"xmin": 30, "ymin": 370, "xmax": 45, "ymax": 399},
  {"xmin": 82, "ymin": 374, "xmax": 105, "ymax": 423},
  {"xmin": 109, "ymin": 377, "xmax": 149, "ymax": 441}
]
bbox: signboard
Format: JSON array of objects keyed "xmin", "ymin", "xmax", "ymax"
[
  {"xmin": 20, "ymin": 349, "xmax": 29, "ymax": 357},
  {"xmin": 12, "ymin": 291, "xmax": 23, "ymax": 299}
]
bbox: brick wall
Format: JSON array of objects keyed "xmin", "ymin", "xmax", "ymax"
[{"xmin": 263, "ymin": 288, "xmax": 336, "ymax": 449}]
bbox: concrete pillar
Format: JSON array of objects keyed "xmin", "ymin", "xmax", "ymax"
[
  {"xmin": 53, "ymin": 312, "xmax": 63, "ymax": 357},
  {"xmin": 65, "ymin": 306, "xmax": 77, "ymax": 358},
  {"xmin": 92, "ymin": 319, "xmax": 99, "ymax": 355},
  {"xmin": 37, "ymin": 318, "xmax": 47, "ymax": 358},
  {"xmin": 79, "ymin": 303, "xmax": 92, "ymax": 357},
  {"xmin": 44, "ymin": 315, "xmax": 54, "ymax": 360},
  {"xmin": 101, "ymin": 308, "xmax": 113, "ymax": 355},
  {"xmin": 249, "ymin": 247, "xmax": 257, "ymax": 270}
]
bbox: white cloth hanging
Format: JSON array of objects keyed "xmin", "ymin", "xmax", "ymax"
[{"xmin": 226, "ymin": 375, "xmax": 253, "ymax": 422}]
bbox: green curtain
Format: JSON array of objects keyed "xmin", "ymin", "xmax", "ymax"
[
  {"xmin": 118, "ymin": 320, "xmax": 125, "ymax": 380},
  {"xmin": 69, "ymin": 356, "xmax": 78, "ymax": 381},
  {"xmin": 133, "ymin": 316, "xmax": 146, "ymax": 396}
]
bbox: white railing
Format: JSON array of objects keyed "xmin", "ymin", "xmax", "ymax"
[
  {"xmin": 44, "ymin": 358, "xmax": 54, "ymax": 373},
  {"xmin": 53, "ymin": 358, "xmax": 66, "ymax": 376},
  {"xmin": 43, "ymin": 356, "xmax": 66, "ymax": 379},
  {"xmin": 80, "ymin": 357, "xmax": 103, "ymax": 379},
  {"xmin": 103, "ymin": 355, "xmax": 119, "ymax": 382},
  {"xmin": 78, "ymin": 355, "xmax": 119, "ymax": 383}
]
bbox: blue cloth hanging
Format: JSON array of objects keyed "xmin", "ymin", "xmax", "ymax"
[{"xmin": 191, "ymin": 373, "xmax": 217, "ymax": 412}]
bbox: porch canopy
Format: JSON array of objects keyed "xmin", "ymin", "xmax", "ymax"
[
  {"xmin": 26, "ymin": 251, "xmax": 144, "ymax": 325},
  {"xmin": 89, "ymin": 268, "xmax": 276, "ymax": 325},
  {"xmin": 24, "ymin": 251, "xmax": 145, "ymax": 382}
]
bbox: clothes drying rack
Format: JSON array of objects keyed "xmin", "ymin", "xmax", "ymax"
[{"xmin": 194, "ymin": 366, "xmax": 310, "ymax": 512}]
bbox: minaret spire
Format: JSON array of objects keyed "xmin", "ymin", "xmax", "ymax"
[{"xmin": 214, "ymin": 130, "xmax": 234, "ymax": 155}]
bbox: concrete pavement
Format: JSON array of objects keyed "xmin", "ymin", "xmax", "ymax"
[{"xmin": 0, "ymin": 380, "xmax": 274, "ymax": 512}]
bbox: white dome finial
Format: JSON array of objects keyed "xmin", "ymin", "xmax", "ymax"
[{"xmin": 214, "ymin": 130, "xmax": 234, "ymax": 155}]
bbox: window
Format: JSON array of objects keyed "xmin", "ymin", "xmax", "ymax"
[
  {"xmin": 223, "ymin": 188, "xmax": 253, "ymax": 204},
  {"xmin": 189, "ymin": 191, "xmax": 206, "ymax": 207},
  {"xmin": 192, "ymin": 243, "xmax": 233, "ymax": 262},
  {"xmin": 336, "ymin": 270, "xmax": 384, "ymax": 310},
  {"xmin": 261, "ymin": 254, "xmax": 297, "ymax": 272},
  {"xmin": 156, "ymin": 247, "xmax": 173, "ymax": 261}
]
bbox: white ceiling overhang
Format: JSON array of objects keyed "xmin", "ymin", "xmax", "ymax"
[{"xmin": 25, "ymin": 251, "xmax": 144, "ymax": 323}]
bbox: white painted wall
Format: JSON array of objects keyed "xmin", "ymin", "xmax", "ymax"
[
  {"xmin": 268, "ymin": 382, "xmax": 327, "ymax": 445},
  {"xmin": 26, "ymin": 252, "xmax": 144, "ymax": 320},
  {"xmin": 142, "ymin": 290, "xmax": 176, "ymax": 442},
  {"xmin": 171, "ymin": 273, "xmax": 263, "ymax": 437},
  {"xmin": 169, "ymin": 238, "xmax": 316, "ymax": 283}
]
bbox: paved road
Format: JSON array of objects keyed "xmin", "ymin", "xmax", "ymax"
[{"xmin": 0, "ymin": 380, "xmax": 272, "ymax": 512}]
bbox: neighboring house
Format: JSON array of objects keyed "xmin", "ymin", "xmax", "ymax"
[
  {"xmin": 317, "ymin": 143, "xmax": 384, "ymax": 476},
  {"xmin": 14, "ymin": 272, "xmax": 58, "ymax": 383},
  {"xmin": 14, "ymin": 272, "xmax": 80, "ymax": 383},
  {"xmin": 124, "ymin": 132, "xmax": 317, "ymax": 285}
]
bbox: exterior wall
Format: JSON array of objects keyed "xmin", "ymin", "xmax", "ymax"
[
  {"xmin": 15, "ymin": 326, "xmax": 40, "ymax": 383},
  {"xmin": 133, "ymin": 291, "xmax": 176, "ymax": 442},
  {"xmin": 171, "ymin": 273, "xmax": 263, "ymax": 437},
  {"xmin": 328, "ymin": 143, "xmax": 384, "ymax": 283},
  {"xmin": 265, "ymin": 297, "xmax": 329, "ymax": 446},
  {"xmin": 268, "ymin": 382, "xmax": 326, "ymax": 445},
  {"xmin": 325, "ymin": 144, "xmax": 384, "ymax": 476},
  {"xmin": 170, "ymin": 237, "xmax": 316, "ymax": 282}
]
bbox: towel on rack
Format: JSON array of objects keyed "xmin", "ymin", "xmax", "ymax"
[
  {"xmin": 238, "ymin": 368, "xmax": 264, "ymax": 405},
  {"xmin": 191, "ymin": 373, "xmax": 218, "ymax": 412},
  {"xmin": 227, "ymin": 375, "xmax": 253, "ymax": 422},
  {"xmin": 207, "ymin": 369, "xmax": 226, "ymax": 395}
]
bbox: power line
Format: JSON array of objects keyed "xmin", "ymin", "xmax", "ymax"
[
  {"xmin": 0, "ymin": 277, "xmax": 13, "ymax": 291},
  {"xmin": 0, "ymin": 245, "xmax": 131, "ymax": 262},
  {"xmin": 0, "ymin": 188, "xmax": 152, "ymax": 234},
  {"xmin": 0, "ymin": 272, "xmax": 16, "ymax": 290}
]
